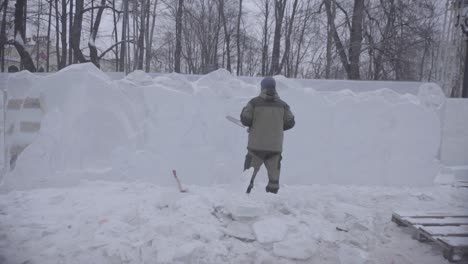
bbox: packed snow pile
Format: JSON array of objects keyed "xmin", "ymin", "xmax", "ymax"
[
  {"xmin": 125, "ymin": 70, "xmax": 154, "ymax": 86},
  {"xmin": 2, "ymin": 63, "xmax": 445, "ymax": 190},
  {"xmin": 153, "ymin": 72, "xmax": 194, "ymax": 94},
  {"xmin": 5, "ymin": 70, "xmax": 40, "ymax": 99},
  {"xmin": 195, "ymin": 68, "xmax": 257, "ymax": 98}
]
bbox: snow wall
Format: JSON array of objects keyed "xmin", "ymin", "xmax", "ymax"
[
  {"xmin": 440, "ymin": 99, "xmax": 468, "ymax": 167},
  {"xmin": 1, "ymin": 63, "xmax": 446, "ymax": 190}
]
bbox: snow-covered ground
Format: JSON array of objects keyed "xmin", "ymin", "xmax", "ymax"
[
  {"xmin": 1, "ymin": 177, "xmax": 467, "ymax": 264},
  {"xmin": 0, "ymin": 63, "xmax": 466, "ymax": 263}
]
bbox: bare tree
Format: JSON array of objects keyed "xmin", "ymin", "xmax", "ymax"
[
  {"xmin": 59, "ymin": 0, "xmax": 67, "ymax": 69},
  {"xmin": 89, "ymin": 0, "xmax": 106, "ymax": 67},
  {"xmin": 35, "ymin": 0, "xmax": 43, "ymax": 69},
  {"xmin": 0, "ymin": 0, "xmax": 8, "ymax": 72},
  {"xmin": 1, "ymin": 0, "xmax": 442, "ymax": 81},
  {"xmin": 136, "ymin": 0, "xmax": 146, "ymax": 70},
  {"xmin": 13, "ymin": 0, "xmax": 36, "ymax": 71},
  {"xmin": 71, "ymin": 0, "xmax": 85, "ymax": 62},
  {"xmin": 293, "ymin": 0, "xmax": 314, "ymax": 78},
  {"xmin": 269, "ymin": 0, "xmax": 286, "ymax": 75},
  {"xmin": 185, "ymin": 0, "xmax": 222, "ymax": 73},
  {"xmin": 68, "ymin": 0, "xmax": 73, "ymax": 64},
  {"xmin": 324, "ymin": 0, "xmax": 364, "ymax": 80},
  {"xmin": 174, "ymin": 0, "xmax": 184, "ymax": 73},
  {"xmin": 119, "ymin": 0, "xmax": 128, "ymax": 72},
  {"xmin": 54, "ymin": 0, "xmax": 60, "ymax": 67},
  {"xmin": 46, "ymin": 0, "xmax": 52, "ymax": 71},
  {"xmin": 325, "ymin": 0, "xmax": 335, "ymax": 79},
  {"xmin": 278, "ymin": 0, "xmax": 299, "ymax": 76},
  {"xmin": 261, "ymin": 0, "xmax": 270, "ymax": 76},
  {"xmin": 236, "ymin": 0, "xmax": 242, "ymax": 75},
  {"xmin": 111, "ymin": 0, "xmax": 119, "ymax": 70},
  {"xmin": 146, "ymin": 0, "xmax": 158, "ymax": 72},
  {"xmin": 218, "ymin": 0, "xmax": 234, "ymax": 72}
]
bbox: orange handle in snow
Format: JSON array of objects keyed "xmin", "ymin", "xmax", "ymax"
[{"xmin": 172, "ymin": 169, "xmax": 187, "ymax": 192}]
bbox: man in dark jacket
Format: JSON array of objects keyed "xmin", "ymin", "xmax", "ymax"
[{"xmin": 240, "ymin": 77, "xmax": 295, "ymax": 193}]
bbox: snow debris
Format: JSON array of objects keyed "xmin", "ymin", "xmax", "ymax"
[{"xmin": 253, "ymin": 217, "xmax": 289, "ymax": 243}]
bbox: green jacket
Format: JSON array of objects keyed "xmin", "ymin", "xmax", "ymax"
[{"xmin": 240, "ymin": 90, "xmax": 295, "ymax": 152}]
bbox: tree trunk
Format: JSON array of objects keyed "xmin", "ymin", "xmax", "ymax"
[
  {"xmin": 136, "ymin": 0, "xmax": 145, "ymax": 70},
  {"xmin": 324, "ymin": 0, "xmax": 349, "ymax": 77},
  {"xmin": 278, "ymin": 0, "xmax": 298, "ymax": 75},
  {"xmin": 22, "ymin": 0, "xmax": 25, "ymax": 42},
  {"xmin": 68, "ymin": 0, "xmax": 73, "ymax": 64},
  {"xmin": 71, "ymin": 0, "xmax": 86, "ymax": 63},
  {"xmin": 236, "ymin": 0, "xmax": 242, "ymax": 75},
  {"xmin": 35, "ymin": 0, "xmax": 42, "ymax": 69},
  {"xmin": 261, "ymin": 0, "xmax": 269, "ymax": 76},
  {"xmin": 90, "ymin": 0, "xmax": 94, "ymax": 32},
  {"xmin": 373, "ymin": 0, "xmax": 395, "ymax": 80},
  {"xmin": 46, "ymin": 0, "xmax": 52, "ymax": 71},
  {"xmin": 213, "ymin": 13, "xmax": 221, "ymax": 68},
  {"xmin": 89, "ymin": 0, "xmax": 105, "ymax": 67},
  {"xmin": 0, "ymin": 0, "xmax": 8, "ymax": 72},
  {"xmin": 325, "ymin": 0, "xmax": 335, "ymax": 79},
  {"xmin": 218, "ymin": 0, "xmax": 231, "ymax": 72},
  {"xmin": 60, "ymin": 0, "xmax": 67, "ymax": 69},
  {"xmin": 294, "ymin": 0, "xmax": 311, "ymax": 78},
  {"xmin": 54, "ymin": 0, "xmax": 60, "ymax": 68},
  {"xmin": 419, "ymin": 42, "xmax": 428, "ymax": 81},
  {"xmin": 174, "ymin": 0, "xmax": 183, "ymax": 73},
  {"xmin": 14, "ymin": 0, "xmax": 36, "ymax": 71},
  {"xmin": 143, "ymin": 0, "xmax": 150, "ymax": 71},
  {"xmin": 348, "ymin": 0, "xmax": 364, "ymax": 80},
  {"xmin": 119, "ymin": 0, "xmax": 128, "ymax": 72},
  {"xmin": 132, "ymin": 2, "xmax": 138, "ymax": 71},
  {"xmin": 146, "ymin": 0, "xmax": 158, "ymax": 72},
  {"xmin": 324, "ymin": 0, "xmax": 364, "ymax": 79},
  {"xmin": 126, "ymin": 7, "xmax": 131, "ymax": 72},
  {"xmin": 112, "ymin": 0, "xmax": 118, "ymax": 70},
  {"xmin": 270, "ymin": 0, "xmax": 286, "ymax": 75}
]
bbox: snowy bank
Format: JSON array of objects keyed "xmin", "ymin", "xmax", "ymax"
[{"xmin": 2, "ymin": 63, "xmax": 445, "ymax": 190}]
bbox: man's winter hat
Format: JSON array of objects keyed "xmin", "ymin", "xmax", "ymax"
[{"xmin": 261, "ymin": 77, "xmax": 276, "ymax": 90}]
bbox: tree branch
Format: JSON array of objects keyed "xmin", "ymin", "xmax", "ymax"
[
  {"xmin": 334, "ymin": 1, "xmax": 352, "ymax": 29},
  {"xmin": 82, "ymin": 5, "xmax": 121, "ymax": 15},
  {"xmin": 98, "ymin": 39, "xmax": 135, "ymax": 60}
]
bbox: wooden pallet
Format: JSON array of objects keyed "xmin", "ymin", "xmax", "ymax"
[{"xmin": 392, "ymin": 211, "xmax": 468, "ymax": 262}]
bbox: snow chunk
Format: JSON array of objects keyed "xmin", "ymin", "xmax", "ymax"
[
  {"xmin": 338, "ymin": 244, "xmax": 369, "ymax": 264},
  {"xmin": 273, "ymin": 237, "xmax": 317, "ymax": 260},
  {"xmin": 227, "ymin": 202, "xmax": 267, "ymax": 220},
  {"xmin": 272, "ymin": 75, "xmax": 301, "ymax": 91},
  {"xmin": 153, "ymin": 72, "xmax": 194, "ymax": 94},
  {"xmin": 57, "ymin": 62, "xmax": 107, "ymax": 77},
  {"xmin": 6, "ymin": 70, "xmax": 41, "ymax": 99},
  {"xmin": 222, "ymin": 221, "xmax": 255, "ymax": 241},
  {"xmin": 253, "ymin": 217, "xmax": 289, "ymax": 243},
  {"xmin": 173, "ymin": 241, "xmax": 205, "ymax": 262},
  {"xmin": 418, "ymin": 83, "xmax": 446, "ymax": 110},
  {"xmin": 322, "ymin": 89, "xmax": 355, "ymax": 104},
  {"xmin": 126, "ymin": 70, "xmax": 154, "ymax": 86},
  {"xmin": 195, "ymin": 68, "xmax": 256, "ymax": 98}
]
